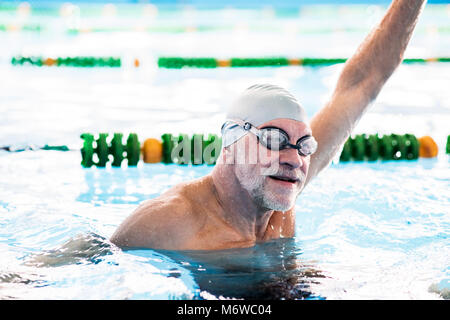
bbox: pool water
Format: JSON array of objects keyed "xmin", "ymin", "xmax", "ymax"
[
  {"xmin": 0, "ymin": 2, "xmax": 449, "ymax": 299},
  {"xmin": 0, "ymin": 150, "xmax": 448, "ymax": 299}
]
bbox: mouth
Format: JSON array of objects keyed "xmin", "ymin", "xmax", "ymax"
[{"xmin": 268, "ymin": 175, "xmax": 300, "ymax": 185}]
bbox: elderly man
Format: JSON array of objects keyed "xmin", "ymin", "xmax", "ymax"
[{"xmin": 111, "ymin": 0, "xmax": 426, "ymax": 251}]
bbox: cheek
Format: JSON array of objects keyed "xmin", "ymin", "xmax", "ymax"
[
  {"xmin": 232, "ymin": 136, "xmax": 259, "ymax": 165},
  {"xmin": 256, "ymin": 144, "xmax": 279, "ymax": 167},
  {"xmin": 303, "ymin": 156, "xmax": 311, "ymax": 170},
  {"xmin": 235, "ymin": 164, "xmax": 265, "ymax": 191}
]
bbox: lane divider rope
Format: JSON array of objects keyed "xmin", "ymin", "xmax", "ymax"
[
  {"xmin": 75, "ymin": 133, "xmax": 448, "ymax": 168},
  {"xmin": 2, "ymin": 133, "xmax": 448, "ymax": 166},
  {"xmin": 157, "ymin": 57, "xmax": 450, "ymax": 68},
  {"xmin": 11, "ymin": 56, "xmax": 122, "ymax": 67},
  {"xmin": 10, "ymin": 56, "xmax": 450, "ymax": 68}
]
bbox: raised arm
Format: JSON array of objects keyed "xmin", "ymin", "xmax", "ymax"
[{"xmin": 306, "ymin": 0, "xmax": 427, "ymax": 184}]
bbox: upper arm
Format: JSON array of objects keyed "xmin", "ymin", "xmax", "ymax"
[
  {"xmin": 110, "ymin": 196, "xmax": 195, "ymax": 250},
  {"xmin": 305, "ymin": 74, "xmax": 377, "ymax": 185}
]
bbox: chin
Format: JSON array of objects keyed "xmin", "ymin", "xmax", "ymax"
[
  {"xmin": 263, "ymin": 196, "xmax": 295, "ymax": 212},
  {"xmin": 261, "ymin": 183, "xmax": 299, "ymax": 211}
]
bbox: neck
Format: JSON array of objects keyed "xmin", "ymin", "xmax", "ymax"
[{"xmin": 210, "ymin": 161, "xmax": 274, "ymax": 241}]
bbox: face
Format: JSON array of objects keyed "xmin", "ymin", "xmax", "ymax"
[{"xmin": 230, "ymin": 119, "xmax": 312, "ymax": 211}]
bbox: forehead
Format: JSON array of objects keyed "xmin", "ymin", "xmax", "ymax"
[{"xmin": 257, "ymin": 118, "xmax": 312, "ymax": 138}]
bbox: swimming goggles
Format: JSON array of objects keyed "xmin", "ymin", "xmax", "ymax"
[{"xmin": 223, "ymin": 119, "xmax": 318, "ymax": 156}]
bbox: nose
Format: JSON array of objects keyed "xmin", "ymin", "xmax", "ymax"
[{"xmin": 279, "ymin": 147, "xmax": 303, "ymax": 169}]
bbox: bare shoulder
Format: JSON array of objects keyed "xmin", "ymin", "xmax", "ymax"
[{"xmin": 110, "ymin": 182, "xmax": 204, "ymax": 250}]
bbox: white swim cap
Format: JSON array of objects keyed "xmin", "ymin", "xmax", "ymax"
[{"xmin": 222, "ymin": 84, "xmax": 308, "ymax": 147}]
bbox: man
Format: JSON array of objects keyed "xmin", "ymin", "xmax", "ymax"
[{"xmin": 111, "ymin": 0, "xmax": 426, "ymax": 251}]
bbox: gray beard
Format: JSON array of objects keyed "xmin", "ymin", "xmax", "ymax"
[{"xmin": 239, "ymin": 174, "xmax": 298, "ymax": 212}]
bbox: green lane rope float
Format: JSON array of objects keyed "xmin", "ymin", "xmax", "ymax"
[
  {"xmin": 365, "ymin": 134, "xmax": 379, "ymax": 162},
  {"xmin": 158, "ymin": 58, "xmax": 218, "ymax": 69},
  {"xmin": 11, "ymin": 56, "xmax": 121, "ymax": 68},
  {"xmin": 40, "ymin": 144, "xmax": 70, "ymax": 151},
  {"xmin": 126, "ymin": 133, "xmax": 141, "ymax": 166},
  {"xmin": 80, "ymin": 133, "xmax": 95, "ymax": 168},
  {"xmin": 174, "ymin": 133, "xmax": 191, "ymax": 165},
  {"xmin": 204, "ymin": 134, "xmax": 222, "ymax": 165},
  {"xmin": 161, "ymin": 133, "xmax": 175, "ymax": 164},
  {"xmin": 109, "ymin": 133, "xmax": 125, "ymax": 167},
  {"xmin": 95, "ymin": 133, "xmax": 109, "ymax": 167},
  {"xmin": 446, "ymin": 135, "xmax": 450, "ymax": 154},
  {"xmin": 339, "ymin": 133, "xmax": 420, "ymax": 162},
  {"xmin": 157, "ymin": 57, "xmax": 450, "ymax": 69},
  {"xmin": 80, "ymin": 132, "xmax": 141, "ymax": 168}
]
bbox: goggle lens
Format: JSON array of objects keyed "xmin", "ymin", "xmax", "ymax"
[
  {"xmin": 259, "ymin": 128, "xmax": 317, "ymax": 156},
  {"xmin": 259, "ymin": 129, "xmax": 288, "ymax": 151},
  {"xmin": 297, "ymin": 136, "xmax": 318, "ymax": 156}
]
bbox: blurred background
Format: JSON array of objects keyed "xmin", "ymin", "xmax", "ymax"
[{"xmin": 1, "ymin": 0, "xmax": 449, "ymax": 149}]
